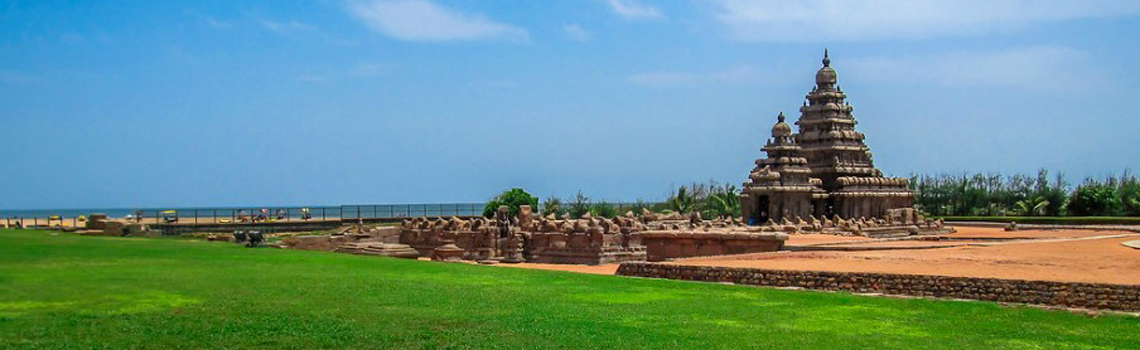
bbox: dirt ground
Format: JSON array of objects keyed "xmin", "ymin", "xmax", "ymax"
[
  {"xmin": 679, "ymin": 227, "xmax": 1140, "ymax": 285},
  {"xmin": 501, "ymin": 262, "xmax": 621, "ymax": 275},
  {"xmin": 505, "ymin": 226, "xmax": 1140, "ymax": 284}
]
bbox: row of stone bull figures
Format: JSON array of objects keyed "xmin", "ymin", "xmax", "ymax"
[
  {"xmin": 399, "ymin": 205, "xmax": 950, "ymax": 264},
  {"xmin": 400, "ymin": 205, "xmax": 660, "ymax": 265}
]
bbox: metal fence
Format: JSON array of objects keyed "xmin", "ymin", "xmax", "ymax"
[
  {"xmin": 1, "ymin": 202, "xmax": 666, "ymax": 229},
  {"xmin": 1, "ymin": 203, "xmax": 486, "ymax": 228}
]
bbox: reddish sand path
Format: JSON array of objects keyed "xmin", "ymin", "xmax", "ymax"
[
  {"xmin": 502, "ymin": 227, "xmax": 1140, "ymax": 284},
  {"xmin": 498, "ymin": 262, "xmax": 620, "ymax": 275},
  {"xmin": 678, "ymin": 229, "xmax": 1140, "ymax": 285}
]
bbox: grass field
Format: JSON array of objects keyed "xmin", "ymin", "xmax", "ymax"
[{"xmin": 1, "ymin": 230, "xmax": 1138, "ymax": 349}]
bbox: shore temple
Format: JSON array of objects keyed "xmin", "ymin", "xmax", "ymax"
[{"xmin": 741, "ymin": 51, "xmax": 913, "ymax": 224}]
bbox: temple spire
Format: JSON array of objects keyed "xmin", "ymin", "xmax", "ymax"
[{"xmin": 822, "ymin": 49, "xmax": 830, "ymax": 67}]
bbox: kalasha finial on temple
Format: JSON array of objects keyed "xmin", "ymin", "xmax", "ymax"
[
  {"xmin": 777, "ymin": 111, "xmax": 785, "ymax": 122},
  {"xmin": 823, "ymin": 48, "xmax": 830, "ymax": 67}
]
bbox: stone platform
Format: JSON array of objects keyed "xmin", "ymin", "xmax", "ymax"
[{"xmin": 640, "ymin": 230, "xmax": 787, "ymax": 262}]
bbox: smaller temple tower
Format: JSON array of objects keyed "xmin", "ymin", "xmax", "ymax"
[{"xmin": 740, "ymin": 112, "xmax": 828, "ymax": 224}]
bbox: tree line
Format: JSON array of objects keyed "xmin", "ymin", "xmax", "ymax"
[
  {"xmin": 484, "ymin": 181, "xmax": 741, "ymax": 220},
  {"xmin": 484, "ymin": 170, "xmax": 1140, "ymax": 220},
  {"xmin": 910, "ymin": 169, "xmax": 1140, "ymax": 217}
]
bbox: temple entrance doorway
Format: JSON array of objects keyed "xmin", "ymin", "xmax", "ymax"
[{"xmin": 752, "ymin": 195, "xmax": 769, "ymax": 225}]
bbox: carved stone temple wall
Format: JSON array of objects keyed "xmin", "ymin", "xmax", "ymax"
[{"xmin": 741, "ymin": 51, "xmax": 915, "ymax": 225}]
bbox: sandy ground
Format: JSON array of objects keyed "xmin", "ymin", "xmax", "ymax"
[
  {"xmin": 499, "ymin": 263, "xmax": 621, "ymax": 275},
  {"xmin": 677, "ymin": 227, "xmax": 1140, "ymax": 285},
  {"xmin": 945, "ymin": 226, "xmax": 1126, "ymax": 239},
  {"xmin": 785, "ymin": 234, "xmax": 873, "ymax": 245},
  {"xmin": 503, "ymin": 227, "xmax": 1140, "ymax": 285}
]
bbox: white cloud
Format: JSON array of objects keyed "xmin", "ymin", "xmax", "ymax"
[
  {"xmin": 260, "ymin": 19, "xmax": 317, "ymax": 33},
  {"xmin": 563, "ymin": 24, "xmax": 591, "ymax": 41},
  {"xmin": 844, "ymin": 46, "xmax": 1100, "ymax": 92},
  {"xmin": 628, "ymin": 65, "xmax": 779, "ymax": 88},
  {"xmin": 706, "ymin": 0, "xmax": 1140, "ymax": 41},
  {"xmin": 346, "ymin": 0, "xmax": 527, "ymax": 42},
  {"xmin": 604, "ymin": 0, "xmax": 664, "ymax": 20}
]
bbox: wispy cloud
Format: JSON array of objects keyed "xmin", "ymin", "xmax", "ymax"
[
  {"xmin": 844, "ymin": 46, "xmax": 1100, "ymax": 92},
  {"xmin": 0, "ymin": 70, "xmax": 41, "ymax": 84},
  {"xmin": 563, "ymin": 24, "xmax": 591, "ymax": 41},
  {"xmin": 706, "ymin": 0, "xmax": 1140, "ymax": 42},
  {"xmin": 628, "ymin": 65, "xmax": 779, "ymax": 88},
  {"xmin": 293, "ymin": 63, "xmax": 393, "ymax": 83},
  {"xmin": 203, "ymin": 17, "xmax": 229, "ymax": 29},
  {"xmin": 184, "ymin": 11, "xmax": 230, "ymax": 29},
  {"xmin": 604, "ymin": 0, "xmax": 664, "ymax": 20},
  {"xmin": 260, "ymin": 19, "xmax": 317, "ymax": 34},
  {"xmin": 346, "ymin": 0, "xmax": 527, "ymax": 42},
  {"xmin": 351, "ymin": 63, "xmax": 392, "ymax": 78}
]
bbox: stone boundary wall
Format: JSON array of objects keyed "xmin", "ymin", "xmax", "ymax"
[
  {"xmin": 944, "ymin": 221, "xmax": 1140, "ymax": 232},
  {"xmin": 616, "ymin": 263, "xmax": 1140, "ymax": 312}
]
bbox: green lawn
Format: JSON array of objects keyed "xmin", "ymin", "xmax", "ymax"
[{"xmin": 1, "ymin": 230, "xmax": 1137, "ymax": 349}]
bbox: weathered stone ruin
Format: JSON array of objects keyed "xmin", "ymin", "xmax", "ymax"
[
  {"xmin": 281, "ymin": 225, "xmax": 420, "ymax": 259},
  {"xmin": 398, "ymin": 205, "xmax": 819, "ymax": 263},
  {"xmin": 399, "ymin": 206, "xmax": 648, "ymax": 265},
  {"xmin": 739, "ymin": 51, "xmax": 945, "ymax": 237},
  {"xmin": 77, "ymin": 213, "xmax": 154, "ymax": 237}
]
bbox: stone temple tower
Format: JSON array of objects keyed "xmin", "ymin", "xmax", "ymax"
[
  {"xmin": 741, "ymin": 50, "xmax": 913, "ymax": 224},
  {"xmin": 740, "ymin": 112, "xmax": 829, "ymax": 224}
]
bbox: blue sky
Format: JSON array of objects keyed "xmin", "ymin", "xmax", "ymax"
[{"xmin": 2, "ymin": 0, "xmax": 1140, "ymax": 209}]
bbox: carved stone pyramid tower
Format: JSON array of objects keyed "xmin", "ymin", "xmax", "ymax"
[{"xmin": 741, "ymin": 50, "xmax": 913, "ymax": 224}]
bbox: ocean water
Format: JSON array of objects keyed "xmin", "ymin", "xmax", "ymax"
[{"xmin": 0, "ymin": 203, "xmax": 486, "ymax": 220}]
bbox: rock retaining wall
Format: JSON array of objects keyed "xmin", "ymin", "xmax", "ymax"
[
  {"xmin": 639, "ymin": 231, "xmax": 787, "ymax": 262},
  {"xmin": 616, "ymin": 263, "xmax": 1140, "ymax": 312}
]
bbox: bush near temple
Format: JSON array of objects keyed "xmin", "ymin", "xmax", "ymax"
[{"xmin": 483, "ymin": 188, "xmax": 539, "ymax": 218}]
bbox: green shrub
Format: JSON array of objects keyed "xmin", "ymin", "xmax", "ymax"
[
  {"xmin": 1068, "ymin": 182, "xmax": 1119, "ymax": 216},
  {"xmin": 1012, "ymin": 196, "xmax": 1049, "ymax": 216},
  {"xmin": 705, "ymin": 185, "xmax": 741, "ymax": 218},
  {"xmin": 483, "ymin": 188, "xmax": 539, "ymax": 218},
  {"xmin": 590, "ymin": 201, "xmax": 618, "ymax": 219},
  {"xmin": 1120, "ymin": 176, "xmax": 1140, "ymax": 216},
  {"xmin": 667, "ymin": 185, "xmax": 696, "ymax": 214},
  {"xmin": 568, "ymin": 191, "xmax": 591, "ymax": 219},
  {"xmin": 540, "ymin": 197, "xmax": 565, "ymax": 218}
]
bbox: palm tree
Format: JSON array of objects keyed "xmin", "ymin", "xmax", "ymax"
[
  {"xmin": 667, "ymin": 186, "xmax": 696, "ymax": 214},
  {"xmin": 1013, "ymin": 196, "xmax": 1050, "ymax": 216},
  {"xmin": 706, "ymin": 185, "xmax": 741, "ymax": 218}
]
